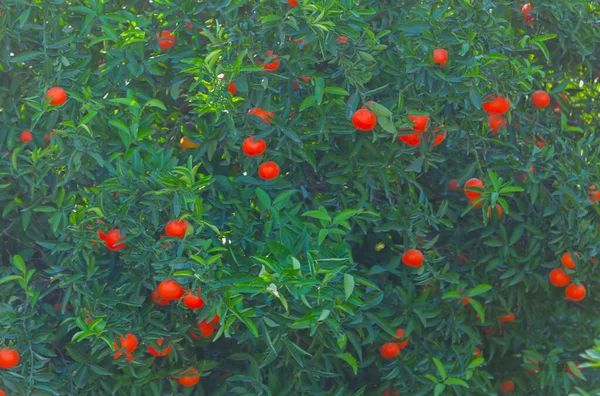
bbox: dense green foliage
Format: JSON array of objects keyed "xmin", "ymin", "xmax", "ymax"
[{"xmin": 1, "ymin": 0, "xmax": 599, "ymax": 394}]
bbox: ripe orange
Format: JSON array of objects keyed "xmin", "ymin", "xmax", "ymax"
[
  {"xmin": 263, "ymin": 51, "xmax": 280, "ymax": 71},
  {"xmin": 0, "ymin": 348, "xmax": 20, "ymax": 369},
  {"xmin": 165, "ymin": 219, "xmax": 188, "ymax": 238},
  {"xmin": 197, "ymin": 321, "xmax": 215, "ymax": 338},
  {"xmin": 157, "ymin": 280, "xmax": 185, "ymax": 300},
  {"xmin": 300, "ymin": 76, "xmax": 311, "ymax": 83},
  {"xmin": 499, "ymin": 379, "xmax": 515, "ymax": 393},
  {"xmin": 148, "ymin": 338, "xmax": 171, "ymax": 357},
  {"xmin": 152, "ymin": 290, "xmax": 170, "ymax": 306},
  {"xmin": 499, "ymin": 312, "xmax": 516, "ymax": 324},
  {"xmin": 337, "ymin": 36, "xmax": 348, "ymax": 44},
  {"xmin": 588, "ymin": 185, "xmax": 600, "ymax": 203},
  {"xmin": 258, "ymin": 161, "xmax": 280, "ymax": 180},
  {"xmin": 565, "ymin": 283, "xmax": 586, "ymax": 301},
  {"xmin": 248, "ymin": 107, "xmax": 274, "ymax": 124},
  {"xmin": 488, "ymin": 115, "xmax": 507, "ymax": 134},
  {"xmin": 393, "ymin": 328, "xmax": 409, "ymax": 349},
  {"xmin": 20, "ymin": 129, "xmax": 32, "ymax": 143},
  {"xmin": 430, "ymin": 129, "xmax": 446, "ymax": 146},
  {"xmin": 474, "ymin": 347, "xmax": 481, "ymax": 357},
  {"xmin": 468, "ymin": 196, "xmax": 482, "ymax": 208},
  {"xmin": 288, "ymin": 0, "xmax": 299, "ymax": 6},
  {"xmin": 180, "ymin": 136, "xmax": 200, "ymax": 149},
  {"xmin": 487, "ymin": 204, "xmax": 503, "ymax": 219},
  {"xmin": 561, "ymin": 252, "xmax": 578, "ymax": 269},
  {"xmin": 352, "ymin": 109, "xmax": 377, "ymax": 131},
  {"xmin": 176, "ymin": 368, "xmax": 200, "ymax": 387},
  {"xmin": 525, "ymin": 357, "xmax": 541, "ymax": 374},
  {"xmin": 462, "ymin": 296, "xmax": 472, "ymax": 305},
  {"xmin": 183, "ymin": 291, "xmax": 205, "ymax": 309},
  {"xmin": 228, "ymin": 81, "xmax": 237, "ymax": 95},
  {"xmin": 44, "ymin": 130, "xmax": 55, "ymax": 147},
  {"xmin": 113, "ymin": 333, "xmax": 138, "ymax": 360},
  {"xmin": 0, "ymin": 389, "xmax": 5, "ymax": 396},
  {"xmin": 531, "ymin": 90, "xmax": 551, "ymax": 108},
  {"xmin": 402, "ymin": 249, "xmax": 424, "ymax": 268},
  {"xmin": 293, "ymin": 82, "xmax": 300, "ymax": 90},
  {"xmin": 448, "ymin": 179, "xmax": 459, "ymax": 191},
  {"xmin": 46, "ymin": 87, "xmax": 67, "ymax": 106},
  {"xmin": 457, "ymin": 254, "xmax": 468, "ymax": 264},
  {"xmin": 432, "ymin": 48, "xmax": 448, "ymax": 67},
  {"xmin": 380, "ymin": 342, "xmax": 400, "ymax": 360},
  {"xmin": 97, "ymin": 229, "xmax": 126, "ymax": 251},
  {"xmin": 464, "ymin": 178, "xmax": 484, "ymax": 200},
  {"xmin": 382, "ymin": 386, "xmax": 399, "ymax": 396},
  {"xmin": 482, "ymin": 95, "xmax": 510, "ymax": 115},
  {"xmin": 522, "ymin": 3, "xmax": 534, "ymax": 25},
  {"xmin": 398, "ymin": 132, "xmax": 421, "ymax": 146},
  {"xmin": 242, "ymin": 136, "xmax": 267, "ymax": 156},
  {"xmin": 407, "ymin": 114, "xmax": 429, "ymax": 131},
  {"xmin": 549, "ymin": 268, "xmax": 570, "ymax": 287},
  {"xmin": 158, "ymin": 31, "xmax": 176, "ymax": 50}
]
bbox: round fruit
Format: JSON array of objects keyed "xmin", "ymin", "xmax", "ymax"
[
  {"xmin": 549, "ymin": 268, "xmax": 571, "ymax": 287},
  {"xmin": 98, "ymin": 229, "xmax": 126, "ymax": 251},
  {"xmin": 242, "ymin": 136, "xmax": 267, "ymax": 156},
  {"xmin": 488, "ymin": 115, "xmax": 507, "ymax": 134},
  {"xmin": 522, "ymin": 3, "xmax": 534, "ymax": 24},
  {"xmin": 588, "ymin": 185, "xmax": 600, "ymax": 203},
  {"xmin": 380, "ymin": 342, "xmax": 400, "ymax": 360},
  {"xmin": 407, "ymin": 115, "xmax": 429, "ymax": 131},
  {"xmin": 180, "ymin": 136, "xmax": 200, "ymax": 149},
  {"xmin": 402, "ymin": 249, "xmax": 424, "ymax": 268},
  {"xmin": 531, "ymin": 90, "xmax": 551, "ymax": 108},
  {"xmin": 337, "ymin": 36, "xmax": 348, "ymax": 44},
  {"xmin": 561, "ymin": 252, "xmax": 578, "ymax": 269},
  {"xmin": 499, "ymin": 312, "xmax": 516, "ymax": 323},
  {"xmin": 228, "ymin": 81, "xmax": 237, "ymax": 95},
  {"xmin": 248, "ymin": 107, "xmax": 274, "ymax": 124},
  {"xmin": 152, "ymin": 290, "xmax": 170, "ymax": 306},
  {"xmin": 258, "ymin": 161, "xmax": 280, "ymax": 180},
  {"xmin": 448, "ymin": 179, "xmax": 459, "ymax": 191},
  {"xmin": 474, "ymin": 347, "xmax": 481, "ymax": 357},
  {"xmin": 288, "ymin": 0, "xmax": 299, "ymax": 6},
  {"xmin": 20, "ymin": 130, "xmax": 32, "ymax": 143},
  {"xmin": 176, "ymin": 368, "xmax": 200, "ymax": 387},
  {"xmin": 46, "ymin": 87, "xmax": 67, "ymax": 106},
  {"xmin": 183, "ymin": 291, "xmax": 205, "ymax": 309},
  {"xmin": 148, "ymin": 338, "xmax": 171, "ymax": 357},
  {"xmin": 525, "ymin": 357, "xmax": 541, "ymax": 374},
  {"xmin": 197, "ymin": 321, "xmax": 215, "ymax": 338},
  {"xmin": 393, "ymin": 328, "xmax": 409, "ymax": 349},
  {"xmin": 487, "ymin": 204, "xmax": 503, "ymax": 219},
  {"xmin": 0, "ymin": 389, "xmax": 5, "ymax": 396},
  {"xmin": 482, "ymin": 95, "xmax": 510, "ymax": 115},
  {"xmin": 165, "ymin": 219, "xmax": 188, "ymax": 238},
  {"xmin": 351, "ymin": 109, "xmax": 377, "ymax": 131},
  {"xmin": 499, "ymin": 379, "xmax": 515, "ymax": 393},
  {"xmin": 432, "ymin": 48, "xmax": 448, "ymax": 67},
  {"xmin": 468, "ymin": 196, "xmax": 482, "ymax": 208},
  {"xmin": 157, "ymin": 280, "xmax": 185, "ymax": 300},
  {"xmin": 398, "ymin": 132, "xmax": 421, "ymax": 146},
  {"xmin": 0, "ymin": 348, "xmax": 20, "ymax": 369},
  {"xmin": 431, "ymin": 130, "xmax": 446, "ymax": 146},
  {"xmin": 263, "ymin": 51, "xmax": 280, "ymax": 71},
  {"xmin": 113, "ymin": 333, "xmax": 138, "ymax": 355},
  {"xmin": 565, "ymin": 283, "xmax": 586, "ymax": 301},
  {"xmin": 464, "ymin": 178, "xmax": 484, "ymax": 200},
  {"xmin": 158, "ymin": 31, "xmax": 176, "ymax": 50}
]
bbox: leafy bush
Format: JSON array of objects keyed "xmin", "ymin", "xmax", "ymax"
[{"xmin": 1, "ymin": 0, "xmax": 599, "ymax": 395}]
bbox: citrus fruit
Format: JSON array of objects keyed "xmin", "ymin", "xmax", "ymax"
[
  {"xmin": 152, "ymin": 290, "xmax": 170, "ymax": 306},
  {"xmin": 157, "ymin": 280, "xmax": 185, "ymax": 300},
  {"xmin": 351, "ymin": 109, "xmax": 377, "ymax": 131},
  {"xmin": 248, "ymin": 107, "xmax": 274, "ymax": 124},
  {"xmin": 46, "ymin": 87, "xmax": 67, "ymax": 106},
  {"xmin": 499, "ymin": 379, "xmax": 515, "ymax": 393},
  {"xmin": 488, "ymin": 115, "xmax": 507, "ymax": 134},
  {"xmin": 242, "ymin": 136, "xmax": 267, "ymax": 156},
  {"xmin": 337, "ymin": 36, "xmax": 348, "ymax": 44},
  {"xmin": 398, "ymin": 132, "xmax": 421, "ymax": 146},
  {"xmin": 380, "ymin": 342, "xmax": 400, "ymax": 360},
  {"xmin": 263, "ymin": 51, "xmax": 280, "ymax": 71},
  {"xmin": 393, "ymin": 328, "xmax": 409, "ymax": 349},
  {"xmin": 565, "ymin": 283, "xmax": 586, "ymax": 301},
  {"xmin": 165, "ymin": 219, "xmax": 188, "ymax": 238},
  {"xmin": 407, "ymin": 114, "xmax": 429, "ymax": 131},
  {"xmin": 482, "ymin": 95, "xmax": 510, "ymax": 115},
  {"xmin": 487, "ymin": 204, "xmax": 503, "ymax": 219},
  {"xmin": 258, "ymin": 161, "xmax": 280, "ymax": 180},
  {"xmin": 448, "ymin": 179, "xmax": 459, "ymax": 191},
  {"xmin": 183, "ymin": 291, "xmax": 205, "ymax": 309},
  {"xmin": 549, "ymin": 268, "xmax": 570, "ymax": 287},
  {"xmin": 97, "ymin": 229, "xmax": 126, "ymax": 251},
  {"xmin": 464, "ymin": 178, "xmax": 484, "ymax": 200},
  {"xmin": 0, "ymin": 348, "xmax": 20, "ymax": 369},
  {"xmin": 499, "ymin": 312, "xmax": 516, "ymax": 323},
  {"xmin": 228, "ymin": 81, "xmax": 237, "ymax": 95},
  {"xmin": 148, "ymin": 338, "xmax": 171, "ymax": 357},
  {"xmin": 531, "ymin": 90, "xmax": 551, "ymax": 108},
  {"xmin": 20, "ymin": 130, "xmax": 32, "ymax": 143},
  {"xmin": 561, "ymin": 252, "xmax": 578, "ymax": 269},
  {"xmin": 180, "ymin": 136, "xmax": 200, "ymax": 149},
  {"xmin": 402, "ymin": 249, "xmax": 424, "ymax": 268},
  {"xmin": 158, "ymin": 31, "xmax": 175, "ymax": 50},
  {"xmin": 176, "ymin": 368, "xmax": 200, "ymax": 387},
  {"xmin": 432, "ymin": 48, "xmax": 448, "ymax": 67},
  {"xmin": 288, "ymin": 0, "xmax": 299, "ymax": 6},
  {"xmin": 474, "ymin": 347, "xmax": 481, "ymax": 357}
]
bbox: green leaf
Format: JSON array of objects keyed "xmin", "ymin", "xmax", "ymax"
[
  {"xmin": 468, "ymin": 357, "xmax": 484, "ymax": 369},
  {"xmin": 12, "ymin": 255, "xmax": 26, "ymax": 273},
  {"xmin": 467, "ymin": 284, "xmax": 492, "ymax": 297},
  {"xmin": 301, "ymin": 210, "xmax": 330, "ymax": 222},
  {"xmin": 255, "ymin": 188, "xmax": 271, "ymax": 208},
  {"xmin": 324, "ymin": 87, "xmax": 349, "ymax": 96},
  {"xmin": 434, "ymin": 383, "xmax": 446, "ymax": 396},
  {"xmin": 469, "ymin": 299, "xmax": 485, "ymax": 322},
  {"xmin": 445, "ymin": 378, "xmax": 469, "ymax": 388},
  {"xmin": 0, "ymin": 275, "xmax": 24, "ymax": 285},
  {"xmin": 145, "ymin": 99, "xmax": 167, "ymax": 111},
  {"xmin": 337, "ymin": 353, "xmax": 358, "ymax": 375},
  {"xmin": 300, "ymin": 95, "xmax": 317, "ymax": 111},
  {"xmin": 10, "ymin": 51, "xmax": 41, "ymax": 63},
  {"xmin": 343, "ymin": 274, "xmax": 355, "ymax": 300},
  {"xmin": 432, "ymin": 358, "xmax": 447, "ymax": 379}
]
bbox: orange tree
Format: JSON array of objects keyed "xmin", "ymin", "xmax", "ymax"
[{"xmin": 0, "ymin": 0, "xmax": 599, "ymax": 394}]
